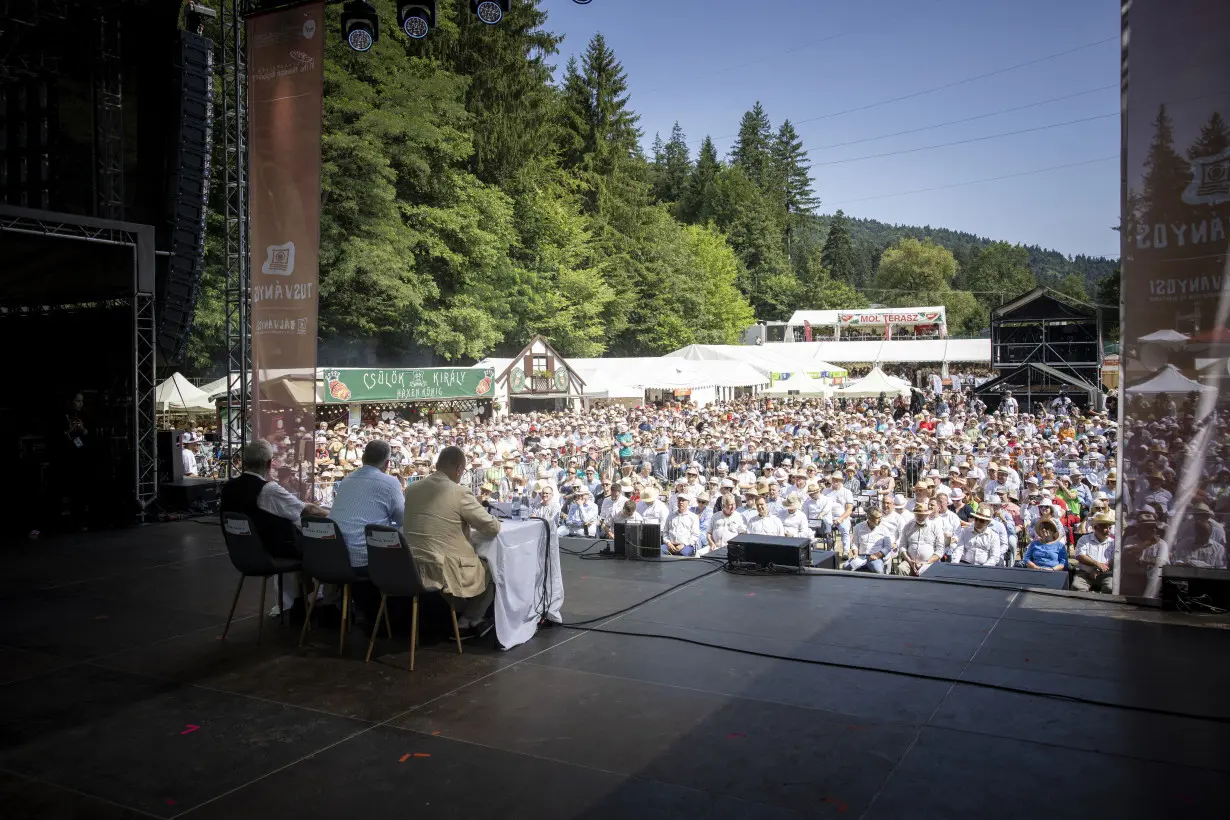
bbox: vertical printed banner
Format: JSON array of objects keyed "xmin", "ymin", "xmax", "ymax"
[
  {"xmin": 247, "ymin": 2, "xmax": 324, "ymax": 500},
  {"xmin": 1120, "ymin": 0, "xmax": 1230, "ymax": 595}
]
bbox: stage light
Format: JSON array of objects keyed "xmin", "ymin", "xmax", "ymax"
[
  {"xmin": 184, "ymin": 2, "xmax": 217, "ymax": 35},
  {"xmin": 341, "ymin": 0, "xmax": 379, "ymax": 52},
  {"xmin": 398, "ymin": 2, "xmax": 434, "ymax": 39},
  {"xmin": 471, "ymin": 0, "xmax": 508, "ymax": 25}
]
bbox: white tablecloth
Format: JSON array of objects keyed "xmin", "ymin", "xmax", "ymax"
[{"xmin": 473, "ymin": 518, "xmax": 564, "ymax": 650}]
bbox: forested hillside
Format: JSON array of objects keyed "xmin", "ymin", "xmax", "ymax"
[{"xmin": 185, "ymin": 0, "xmax": 1120, "ymax": 372}]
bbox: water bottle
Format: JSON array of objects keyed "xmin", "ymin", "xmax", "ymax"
[{"xmin": 512, "ymin": 493, "xmax": 522, "ymax": 520}]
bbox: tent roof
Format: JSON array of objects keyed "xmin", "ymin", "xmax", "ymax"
[
  {"xmin": 764, "ymin": 374, "xmax": 834, "ymax": 396},
  {"xmin": 671, "ymin": 340, "xmax": 989, "ymax": 366},
  {"xmin": 475, "ymin": 355, "xmax": 770, "ymax": 394},
  {"xmin": 836, "ymin": 367, "xmax": 913, "ymax": 399},
  {"xmin": 1125, "ymin": 364, "xmax": 1215, "ymax": 395},
  {"xmin": 156, "ymin": 373, "xmax": 213, "ymax": 412},
  {"xmin": 1138, "ymin": 329, "xmax": 1190, "ymax": 343},
  {"xmin": 786, "ymin": 306, "xmax": 947, "ymax": 326}
]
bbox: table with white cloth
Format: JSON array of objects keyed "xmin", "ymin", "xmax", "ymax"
[{"xmin": 471, "ymin": 518, "xmax": 564, "ymax": 650}]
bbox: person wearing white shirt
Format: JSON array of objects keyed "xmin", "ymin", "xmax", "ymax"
[
  {"xmin": 825, "ymin": 473, "xmax": 855, "ymax": 547},
  {"xmin": 611, "ymin": 497, "xmax": 642, "ymax": 526},
  {"xmin": 558, "ymin": 488, "xmax": 600, "ymax": 538},
  {"xmin": 747, "ymin": 498, "xmax": 785, "ymax": 536},
  {"xmin": 663, "ymin": 494, "xmax": 701, "ymax": 556},
  {"xmin": 737, "ymin": 489, "xmax": 760, "ymax": 524},
  {"xmin": 1073, "ymin": 511, "xmax": 1115, "ymax": 592},
  {"xmin": 936, "ymin": 416, "xmax": 955, "ymax": 439},
  {"xmin": 599, "ymin": 481, "xmax": 627, "ymax": 537},
  {"xmin": 530, "ymin": 483, "xmax": 562, "ymax": 527},
  {"xmin": 707, "ymin": 496, "xmax": 747, "ymax": 551},
  {"xmin": 778, "ymin": 495, "xmax": 811, "ymax": 538},
  {"xmin": 636, "ymin": 487, "xmax": 670, "ymax": 527},
  {"xmin": 881, "ymin": 495, "xmax": 911, "ymax": 550},
  {"xmin": 895, "ymin": 507, "xmax": 946, "ymax": 576},
  {"xmin": 949, "ymin": 509, "xmax": 1003, "ymax": 566},
  {"xmin": 843, "ymin": 508, "xmax": 893, "ymax": 573},
  {"xmin": 181, "ymin": 439, "xmax": 199, "ymax": 477}
]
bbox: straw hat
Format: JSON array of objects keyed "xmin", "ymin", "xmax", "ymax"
[
  {"xmin": 783, "ymin": 495, "xmax": 801, "ymax": 510},
  {"xmin": 640, "ymin": 487, "xmax": 658, "ymax": 502},
  {"xmin": 1090, "ymin": 510, "xmax": 1115, "ymax": 526}
]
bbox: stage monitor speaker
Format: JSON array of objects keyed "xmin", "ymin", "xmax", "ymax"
[
  {"xmin": 728, "ymin": 534, "xmax": 811, "ymax": 568},
  {"xmin": 158, "ymin": 430, "xmax": 185, "ymax": 486},
  {"xmin": 158, "ymin": 30, "xmax": 214, "ymax": 362},
  {"xmin": 614, "ymin": 523, "xmax": 661, "ymax": 560},
  {"xmin": 1162, "ymin": 566, "xmax": 1230, "ymax": 611}
]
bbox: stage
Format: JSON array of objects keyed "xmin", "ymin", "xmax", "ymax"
[{"xmin": 1, "ymin": 524, "xmax": 1229, "ymax": 818}]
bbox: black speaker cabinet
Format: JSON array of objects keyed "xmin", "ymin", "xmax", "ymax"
[{"xmin": 728, "ymin": 534, "xmax": 812, "ymax": 568}]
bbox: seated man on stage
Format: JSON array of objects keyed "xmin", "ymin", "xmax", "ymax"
[
  {"xmin": 330, "ymin": 440, "xmax": 405, "ymax": 572},
  {"xmin": 663, "ymin": 492, "xmax": 701, "ymax": 556},
  {"xmin": 403, "ymin": 446, "xmax": 501, "ymax": 638},
  {"xmin": 558, "ymin": 487, "xmax": 600, "ymax": 538},
  {"xmin": 220, "ymin": 440, "xmax": 330, "ymax": 618}
]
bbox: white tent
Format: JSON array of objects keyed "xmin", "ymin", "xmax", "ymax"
[
  {"xmin": 156, "ymin": 373, "xmax": 214, "ymax": 412},
  {"xmin": 1125, "ymin": 364, "xmax": 1216, "ymax": 395},
  {"xmin": 835, "ymin": 367, "xmax": 912, "ymax": 399},
  {"xmin": 763, "ymin": 374, "xmax": 834, "ymax": 397},
  {"xmin": 1138, "ymin": 329, "xmax": 1190, "ymax": 345}
]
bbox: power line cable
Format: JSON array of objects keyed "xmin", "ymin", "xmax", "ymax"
[
  {"xmin": 810, "ymin": 112, "xmax": 1117, "ymax": 167},
  {"xmin": 702, "ymin": 35, "xmax": 1117, "ymax": 146},
  {"xmin": 809, "ymin": 85, "xmax": 1118, "ymax": 151},
  {"xmin": 824, "ymin": 154, "xmax": 1119, "ymax": 206}
]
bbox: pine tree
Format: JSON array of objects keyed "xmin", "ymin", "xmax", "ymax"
[
  {"xmin": 1139, "ymin": 105, "xmax": 1191, "ymax": 230},
  {"xmin": 821, "ymin": 210, "xmax": 855, "ymax": 283},
  {"xmin": 582, "ymin": 33, "xmax": 641, "ymax": 167},
  {"xmin": 771, "ymin": 119, "xmax": 818, "ymax": 216},
  {"xmin": 656, "ymin": 121, "xmax": 692, "ymax": 205},
  {"xmin": 557, "ymin": 57, "xmax": 593, "ymax": 170},
  {"xmin": 730, "ymin": 102, "xmax": 773, "ymax": 189},
  {"xmin": 1187, "ymin": 111, "xmax": 1230, "ymax": 160},
  {"xmin": 681, "ymin": 136, "xmax": 722, "ymax": 224}
]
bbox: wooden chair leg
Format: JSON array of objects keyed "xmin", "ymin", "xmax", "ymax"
[
  {"xmin": 338, "ymin": 583, "xmax": 350, "ymax": 656},
  {"xmin": 298, "ymin": 580, "xmax": 320, "ymax": 648},
  {"xmin": 383, "ymin": 600, "xmax": 393, "ymax": 638},
  {"xmin": 449, "ymin": 605, "xmax": 463, "ymax": 656},
  {"xmin": 221, "ymin": 575, "xmax": 244, "ymax": 641},
  {"xmin": 257, "ymin": 577, "xmax": 267, "ymax": 644},
  {"xmin": 365, "ymin": 593, "xmax": 386, "ymax": 663},
  {"xmin": 410, "ymin": 594, "xmax": 419, "ymax": 672}
]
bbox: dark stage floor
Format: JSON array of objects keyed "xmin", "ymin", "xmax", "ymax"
[{"xmin": 2, "ymin": 523, "xmax": 1230, "ymax": 819}]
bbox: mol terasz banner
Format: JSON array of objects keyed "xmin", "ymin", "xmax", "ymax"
[
  {"xmin": 1120, "ymin": 0, "xmax": 1230, "ymax": 595},
  {"xmin": 247, "ymin": 2, "xmax": 323, "ymax": 497}
]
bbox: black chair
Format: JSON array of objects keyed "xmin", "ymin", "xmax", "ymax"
[
  {"xmin": 296, "ymin": 517, "xmax": 385, "ymax": 655},
  {"xmin": 220, "ymin": 512, "xmax": 303, "ymax": 643},
  {"xmin": 363, "ymin": 525, "xmax": 464, "ymax": 671}
]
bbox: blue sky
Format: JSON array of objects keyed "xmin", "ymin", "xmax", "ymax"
[{"xmin": 545, "ymin": 0, "xmax": 1121, "ymax": 259}]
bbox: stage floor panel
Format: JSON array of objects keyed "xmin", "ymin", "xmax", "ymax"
[{"xmin": 0, "ymin": 521, "xmax": 1228, "ymax": 819}]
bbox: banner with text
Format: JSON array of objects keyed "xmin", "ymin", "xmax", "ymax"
[
  {"xmin": 1120, "ymin": 0, "xmax": 1230, "ymax": 595},
  {"xmin": 247, "ymin": 2, "xmax": 324, "ymax": 498},
  {"xmin": 323, "ymin": 368, "xmax": 495, "ymax": 403}
]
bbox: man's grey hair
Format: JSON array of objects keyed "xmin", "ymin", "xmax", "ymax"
[
  {"xmin": 243, "ymin": 439, "xmax": 274, "ymax": 473},
  {"xmin": 362, "ymin": 440, "xmax": 391, "ymax": 467}
]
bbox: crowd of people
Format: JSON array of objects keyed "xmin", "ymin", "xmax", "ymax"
[{"xmin": 203, "ymin": 377, "xmax": 1228, "ymax": 606}]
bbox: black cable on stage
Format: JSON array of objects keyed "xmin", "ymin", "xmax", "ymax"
[
  {"xmin": 554, "ymin": 558, "xmax": 1230, "ymax": 725},
  {"xmin": 559, "ymin": 538, "xmax": 608, "ymax": 556},
  {"xmin": 556, "ymin": 621, "xmax": 1230, "ymax": 726}
]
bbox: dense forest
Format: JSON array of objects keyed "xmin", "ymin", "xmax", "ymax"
[{"xmin": 185, "ymin": 0, "xmax": 1120, "ymax": 373}]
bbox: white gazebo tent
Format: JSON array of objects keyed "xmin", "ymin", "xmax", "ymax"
[
  {"xmin": 836, "ymin": 367, "xmax": 912, "ymax": 399},
  {"xmin": 1125, "ymin": 364, "xmax": 1216, "ymax": 396},
  {"xmin": 763, "ymin": 374, "xmax": 834, "ymax": 397},
  {"xmin": 1137, "ymin": 329, "xmax": 1190, "ymax": 346},
  {"xmin": 156, "ymin": 373, "xmax": 214, "ymax": 412}
]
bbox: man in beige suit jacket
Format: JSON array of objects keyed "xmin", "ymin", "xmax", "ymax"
[{"xmin": 403, "ymin": 446, "xmax": 502, "ymax": 632}]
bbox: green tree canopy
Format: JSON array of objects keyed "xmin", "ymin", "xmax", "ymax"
[{"xmin": 961, "ymin": 241, "xmax": 1037, "ymax": 311}]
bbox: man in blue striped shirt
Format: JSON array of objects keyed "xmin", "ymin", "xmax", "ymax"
[{"xmin": 331, "ymin": 440, "xmax": 406, "ymax": 568}]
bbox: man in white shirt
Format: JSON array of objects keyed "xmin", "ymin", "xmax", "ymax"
[
  {"xmin": 181, "ymin": 438, "xmax": 200, "ymax": 477},
  {"xmin": 895, "ymin": 506, "xmax": 945, "ymax": 576},
  {"xmin": 881, "ymin": 494, "xmax": 910, "ymax": 549},
  {"xmin": 802, "ymin": 482, "xmax": 833, "ymax": 537},
  {"xmin": 746, "ymin": 497, "xmax": 785, "ymax": 536},
  {"xmin": 663, "ymin": 493, "xmax": 701, "ymax": 556},
  {"xmin": 559, "ymin": 488, "xmax": 600, "ymax": 538},
  {"xmin": 637, "ymin": 487, "xmax": 670, "ymax": 526},
  {"xmin": 1073, "ymin": 510, "xmax": 1115, "ymax": 592},
  {"xmin": 843, "ymin": 507, "xmax": 893, "ymax": 573},
  {"xmin": 707, "ymin": 496, "xmax": 747, "ymax": 551},
  {"xmin": 825, "ymin": 472, "xmax": 855, "ymax": 548},
  {"xmin": 949, "ymin": 508, "xmax": 1003, "ymax": 566},
  {"xmin": 599, "ymin": 480, "xmax": 628, "ymax": 537},
  {"xmin": 779, "ymin": 495, "xmax": 811, "ymax": 538}
]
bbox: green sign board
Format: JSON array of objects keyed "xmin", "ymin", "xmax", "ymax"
[{"xmin": 322, "ymin": 368, "xmax": 494, "ymax": 404}]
